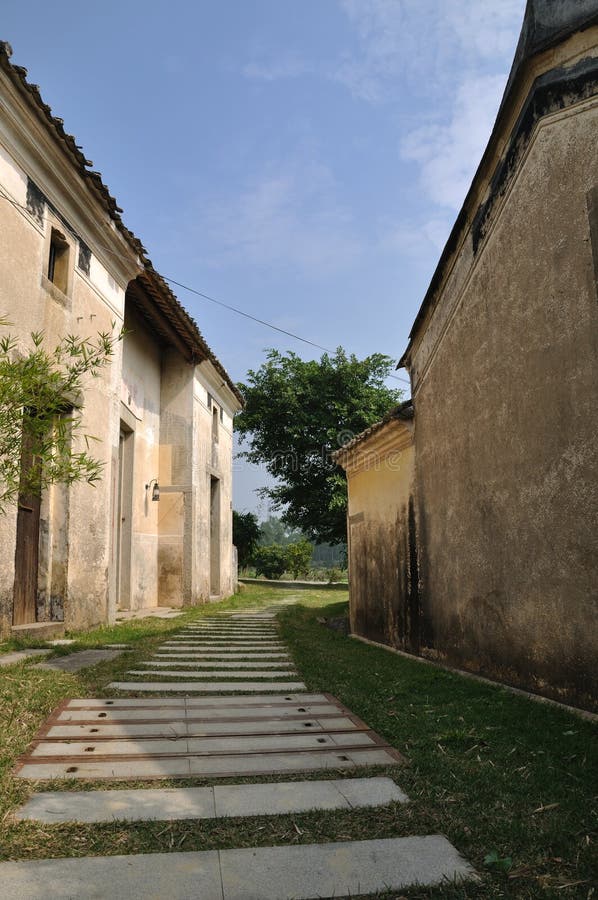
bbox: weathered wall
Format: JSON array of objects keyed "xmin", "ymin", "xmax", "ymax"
[
  {"xmin": 408, "ymin": 64, "xmax": 598, "ymax": 710},
  {"xmin": 192, "ymin": 364, "xmax": 237, "ymax": 602},
  {"xmin": 344, "ymin": 423, "xmax": 418, "ymax": 651},
  {"xmin": 0, "ymin": 112, "xmax": 131, "ymax": 635},
  {"xmin": 158, "ymin": 349, "xmax": 194, "ymax": 607},
  {"xmin": 120, "ymin": 306, "xmax": 161, "ymax": 610}
]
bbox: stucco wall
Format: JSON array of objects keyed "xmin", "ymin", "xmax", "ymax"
[
  {"xmin": 344, "ymin": 424, "xmax": 418, "ymax": 651},
  {"xmin": 0, "ymin": 131, "xmax": 129, "ymax": 635},
  {"xmin": 409, "ymin": 98, "xmax": 598, "ymax": 710},
  {"xmin": 121, "ymin": 307, "xmax": 162, "ymax": 610}
]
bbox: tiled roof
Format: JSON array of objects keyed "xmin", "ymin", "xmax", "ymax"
[
  {"xmin": 331, "ymin": 399, "xmax": 413, "ymax": 459},
  {"xmin": 0, "ymin": 40, "xmax": 242, "ymax": 407}
]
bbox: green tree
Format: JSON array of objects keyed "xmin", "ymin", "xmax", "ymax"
[
  {"xmin": 285, "ymin": 539, "xmax": 313, "ymax": 579},
  {"xmin": 0, "ymin": 321, "xmax": 122, "ymax": 512},
  {"xmin": 259, "ymin": 515, "xmax": 303, "ymax": 547},
  {"xmin": 236, "ymin": 348, "xmax": 401, "ymax": 544},
  {"xmin": 252, "ymin": 544, "xmax": 288, "ymax": 580},
  {"xmin": 232, "ymin": 510, "xmax": 261, "ymax": 569}
]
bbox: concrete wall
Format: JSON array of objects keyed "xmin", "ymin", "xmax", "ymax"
[
  {"xmin": 406, "ymin": 40, "xmax": 598, "ymax": 710},
  {"xmin": 342, "ymin": 422, "xmax": 418, "ymax": 651}
]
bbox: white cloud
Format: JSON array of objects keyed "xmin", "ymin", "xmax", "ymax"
[{"xmin": 400, "ymin": 73, "xmax": 507, "ymax": 210}]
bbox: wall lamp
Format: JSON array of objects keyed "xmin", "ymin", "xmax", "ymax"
[{"xmin": 145, "ymin": 478, "xmax": 160, "ymax": 502}]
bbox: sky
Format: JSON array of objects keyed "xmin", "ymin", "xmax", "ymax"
[{"xmin": 2, "ymin": 0, "xmax": 527, "ymax": 516}]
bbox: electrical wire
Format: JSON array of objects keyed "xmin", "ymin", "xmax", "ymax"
[{"xmin": 0, "ymin": 188, "xmax": 411, "ymax": 387}]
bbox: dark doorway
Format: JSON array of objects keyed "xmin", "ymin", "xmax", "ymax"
[
  {"xmin": 13, "ymin": 428, "xmax": 41, "ymax": 625},
  {"xmin": 210, "ymin": 476, "xmax": 221, "ymax": 596},
  {"xmin": 116, "ymin": 425, "xmax": 134, "ymax": 609}
]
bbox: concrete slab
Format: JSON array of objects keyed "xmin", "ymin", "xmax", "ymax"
[
  {"xmin": 45, "ymin": 716, "xmax": 356, "ymax": 740},
  {"xmin": 142, "ymin": 660, "xmax": 292, "ymax": 668},
  {"xmin": 126, "ymin": 669, "xmax": 298, "ymax": 678},
  {"xmin": 17, "ymin": 746, "xmax": 402, "ymax": 780},
  {"xmin": 109, "ymin": 681, "xmax": 307, "ymax": 692},
  {"xmin": 65, "ymin": 693, "xmax": 325, "ymax": 707},
  {"xmin": 57, "ymin": 702, "xmax": 342, "ymax": 723},
  {"xmin": 30, "ymin": 731, "xmax": 373, "ymax": 758},
  {"xmin": 0, "ymin": 850, "xmax": 223, "ymax": 899},
  {"xmin": 0, "ymin": 649, "xmax": 50, "ymax": 666},
  {"xmin": 154, "ymin": 653, "xmax": 291, "ymax": 660},
  {"xmin": 0, "ymin": 837, "xmax": 473, "ymax": 899},
  {"xmin": 35, "ymin": 650, "xmax": 124, "ymax": 672},
  {"xmin": 212, "ymin": 777, "xmax": 404, "ymax": 818},
  {"xmin": 15, "ymin": 777, "xmax": 405, "ymax": 824},
  {"xmin": 219, "ymin": 836, "xmax": 475, "ymax": 899}
]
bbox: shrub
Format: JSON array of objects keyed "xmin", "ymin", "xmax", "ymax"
[
  {"xmin": 285, "ymin": 540, "xmax": 313, "ymax": 579},
  {"xmin": 252, "ymin": 544, "xmax": 288, "ymax": 580}
]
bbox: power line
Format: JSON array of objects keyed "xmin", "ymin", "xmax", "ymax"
[{"xmin": 0, "ymin": 188, "xmax": 411, "ymax": 386}]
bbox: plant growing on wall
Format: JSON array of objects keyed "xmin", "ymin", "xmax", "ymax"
[{"xmin": 0, "ymin": 318, "xmax": 123, "ymax": 513}]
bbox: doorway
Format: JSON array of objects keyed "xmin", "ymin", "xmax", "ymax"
[
  {"xmin": 115, "ymin": 425, "xmax": 134, "ymax": 609},
  {"xmin": 13, "ymin": 428, "xmax": 41, "ymax": 625},
  {"xmin": 210, "ymin": 476, "xmax": 221, "ymax": 596}
]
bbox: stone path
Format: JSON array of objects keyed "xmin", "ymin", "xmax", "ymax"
[{"xmin": 8, "ymin": 602, "xmax": 476, "ymax": 898}]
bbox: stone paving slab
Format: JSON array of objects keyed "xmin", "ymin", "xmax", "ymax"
[
  {"xmin": 15, "ymin": 777, "xmax": 406, "ymax": 823},
  {"xmin": 66, "ymin": 693, "xmax": 326, "ymax": 707},
  {"xmin": 154, "ymin": 652, "xmax": 291, "ymax": 660},
  {"xmin": 125, "ymin": 669, "xmax": 298, "ymax": 679},
  {"xmin": 0, "ymin": 837, "xmax": 474, "ymax": 898},
  {"xmin": 57, "ymin": 702, "xmax": 342, "ymax": 723},
  {"xmin": 141, "ymin": 660, "xmax": 293, "ymax": 668},
  {"xmin": 34, "ymin": 650, "xmax": 124, "ymax": 673},
  {"xmin": 29, "ymin": 730, "xmax": 376, "ymax": 758},
  {"xmin": 220, "ymin": 836, "xmax": 475, "ymax": 899},
  {"xmin": 44, "ymin": 715, "xmax": 357, "ymax": 740},
  {"xmin": 17, "ymin": 746, "xmax": 402, "ymax": 780},
  {"xmin": 108, "ymin": 680, "xmax": 307, "ymax": 692},
  {"xmin": 0, "ymin": 649, "xmax": 50, "ymax": 666}
]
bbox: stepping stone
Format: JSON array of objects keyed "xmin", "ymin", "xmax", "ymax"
[
  {"xmin": 46, "ymin": 639, "xmax": 76, "ymax": 646},
  {"xmin": 0, "ymin": 837, "xmax": 475, "ymax": 897},
  {"xmin": 16, "ymin": 747, "xmax": 401, "ymax": 780},
  {"xmin": 34, "ymin": 650, "xmax": 125, "ymax": 672},
  {"xmin": 141, "ymin": 660, "xmax": 292, "ymax": 668},
  {"xmin": 15, "ymin": 776, "xmax": 407, "ymax": 823},
  {"xmin": 28, "ymin": 731, "xmax": 377, "ymax": 758},
  {"xmin": 67, "ymin": 693, "xmax": 325, "ymax": 707},
  {"xmin": 107, "ymin": 680, "xmax": 307, "ymax": 692},
  {"xmin": 126, "ymin": 669, "xmax": 298, "ymax": 678},
  {"xmin": 154, "ymin": 653, "xmax": 291, "ymax": 660},
  {"xmin": 42, "ymin": 715, "xmax": 358, "ymax": 740},
  {"xmin": 0, "ymin": 649, "xmax": 50, "ymax": 666}
]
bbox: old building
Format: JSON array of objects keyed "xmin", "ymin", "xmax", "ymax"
[
  {"xmin": 337, "ymin": 1, "xmax": 598, "ymax": 711},
  {"xmin": 0, "ymin": 42, "xmax": 243, "ymax": 639}
]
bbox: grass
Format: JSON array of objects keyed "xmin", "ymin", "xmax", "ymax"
[{"xmin": 0, "ymin": 585, "xmax": 596, "ymax": 900}]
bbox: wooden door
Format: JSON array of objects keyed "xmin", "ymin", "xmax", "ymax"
[{"xmin": 13, "ymin": 433, "xmax": 41, "ymax": 625}]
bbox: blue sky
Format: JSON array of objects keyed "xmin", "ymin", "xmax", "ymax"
[{"xmin": 3, "ymin": 0, "xmax": 526, "ymax": 515}]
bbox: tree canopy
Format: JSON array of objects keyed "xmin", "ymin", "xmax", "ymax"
[
  {"xmin": 232, "ymin": 510, "xmax": 261, "ymax": 568},
  {"xmin": 236, "ymin": 348, "xmax": 402, "ymax": 544}
]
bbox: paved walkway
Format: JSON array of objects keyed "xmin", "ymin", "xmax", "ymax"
[{"xmin": 8, "ymin": 602, "xmax": 476, "ymax": 898}]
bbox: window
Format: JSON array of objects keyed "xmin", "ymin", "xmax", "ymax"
[
  {"xmin": 212, "ymin": 405, "xmax": 219, "ymax": 443},
  {"xmin": 47, "ymin": 228, "xmax": 70, "ymax": 294}
]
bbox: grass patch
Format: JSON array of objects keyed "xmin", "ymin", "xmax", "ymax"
[
  {"xmin": 1, "ymin": 585, "xmax": 596, "ymax": 899},
  {"xmin": 277, "ymin": 594, "xmax": 598, "ymax": 898}
]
